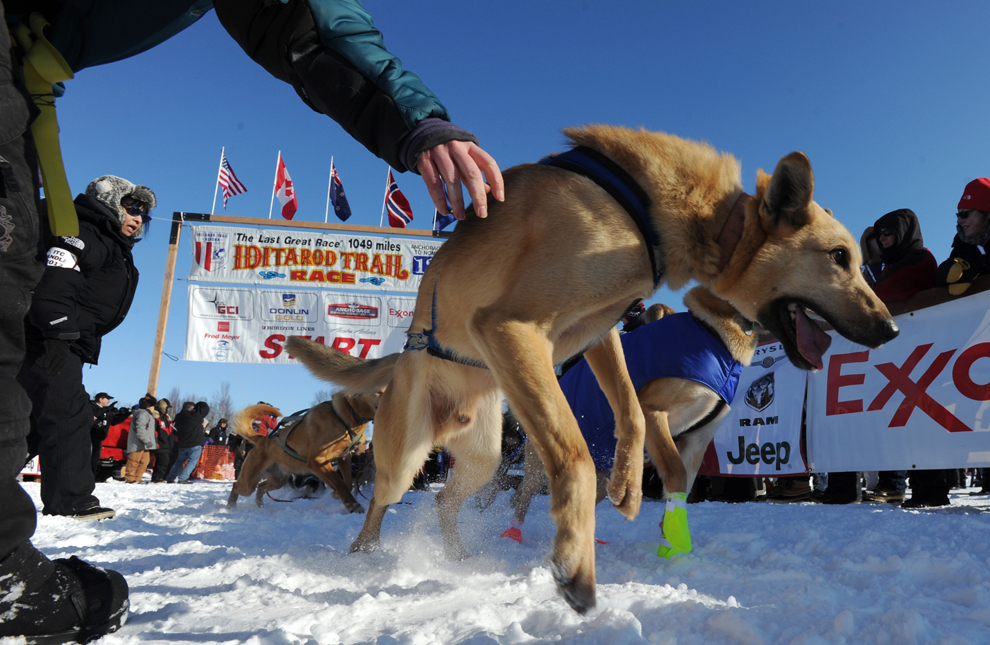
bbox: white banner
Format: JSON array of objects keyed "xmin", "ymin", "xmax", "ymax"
[
  {"xmin": 184, "ymin": 285, "xmax": 416, "ymax": 364},
  {"xmin": 806, "ymin": 289, "xmax": 990, "ymax": 471},
  {"xmin": 710, "ymin": 341, "xmax": 808, "ymax": 475},
  {"xmin": 186, "ymin": 225, "xmax": 442, "ymax": 293}
]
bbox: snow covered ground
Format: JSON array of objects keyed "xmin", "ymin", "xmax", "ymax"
[{"xmin": 17, "ymin": 477, "xmax": 990, "ymax": 644}]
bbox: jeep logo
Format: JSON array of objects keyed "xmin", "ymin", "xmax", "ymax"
[{"xmin": 726, "ymin": 436, "xmax": 791, "ymax": 470}]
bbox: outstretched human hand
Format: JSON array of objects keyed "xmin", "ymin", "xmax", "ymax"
[{"xmin": 417, "ymin": 140, "xmax": 504, "ymax": 221}]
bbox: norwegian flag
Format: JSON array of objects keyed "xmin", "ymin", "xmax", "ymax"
[
  {"xmin": 217, "ymin": 153, "xmax": 247, "ymax": 208},
  {"xmin": 195, "ymin": 241, "xmax": 214, "ymax": 271},
  {"xmin": 385, "ymin": 169, "xmax": 413, "ymax": 228},
  {"xmin": 275, "ymin": 155, "xmax": 298, "ymax": 220}
]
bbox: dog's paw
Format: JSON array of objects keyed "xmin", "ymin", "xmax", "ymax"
[
  {"xmin": 350, "ymin": 539, "xmax": 380, "ymax": 554},
  {"xmin": 549, "ymin": 559, "xmax": 597, "ymax": 615},
  {"xmin": 607, "ymin": 459, "xmax": 643, "ymax": 520},
  {"xmin": 347, "ymin": 502, "xmax": 366, "ymax": 514},
  {"xmin": 606, "ymin": 443, "xmax": 643, "ymax": 520}
]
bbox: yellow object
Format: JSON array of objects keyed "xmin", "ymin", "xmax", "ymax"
[
  {"xmin": 656, "ymin": 492, "xmax": 692, "ymax": 559},
  {"xmin": 11, "ymin": 13, "xmax": 76, "ymax": 236},
  {"xmin": 946, "ymin": 258, "xmax": 969, "ymax": 284},
  {"xmin": 949, "ymin": 282, "xmax": 972, "ymax": 296}
]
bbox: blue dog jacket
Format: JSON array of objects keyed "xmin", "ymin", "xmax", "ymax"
[{"xmin": 559, "ymin": 312, "xmax": 743, "ymax": 470}]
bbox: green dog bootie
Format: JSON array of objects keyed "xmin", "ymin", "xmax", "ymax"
[{"xmin": 660, "ymin": 492, "xmax": 692, "ymax": 554}]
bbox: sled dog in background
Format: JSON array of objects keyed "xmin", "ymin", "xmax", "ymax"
[
  {"xmin": 287, "ymin": 125, "xmax": 898, "ymax": 614},
  {"xmin": 505, "ymin": 286, "xmax": 758, "ymax": 558},
  {"xmin": 226, "ymin": 390, "xmax": 380, "ymax": 513}
]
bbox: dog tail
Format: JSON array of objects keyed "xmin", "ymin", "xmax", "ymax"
[
  {"xmin": 286, "ymin": 336, "xmax": 398, "ymax": 393},
  {"xmin": 232, "ymin": 404, "xmax": 282, "ymax": 441}
]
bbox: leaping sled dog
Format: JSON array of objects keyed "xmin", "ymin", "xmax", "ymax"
[{"xmin": 287, "ymin": 125, "xmax": 899, "ymax": 614}]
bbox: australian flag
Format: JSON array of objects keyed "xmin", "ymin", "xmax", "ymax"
[{"xmin": 329, "ymin": 162, "xmax": 352, "ymax": 222}]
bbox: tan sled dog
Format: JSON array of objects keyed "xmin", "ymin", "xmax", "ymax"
[
  {"xmin": 508, "ymin": 286, "xmax": 758, "ymax": 535},
  {"xmin": 287, "ymin": 125, "xmax": 898, "ymax": 613},
  {"xmin": 226, "ymin": 392, "xmax": 379, "ymax": 513}
]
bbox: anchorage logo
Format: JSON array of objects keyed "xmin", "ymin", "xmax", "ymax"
[
  {"xmin": 282, "ymin": 293, "xmax": 296, "ymax": 307},
  {"xmin": 327, "ymin": 303, "xmax": 379, "ymax": 320},
  {"xmin": 745, "ymin": 373, "xmax": 775, "ymax": 412},
  {"xmin": 195, "ymin": 232, "xmax": 229, "ymax": 272},
  {"xmin": 218, "ymin": 322, "xmax": 230, "ymax": 332}
]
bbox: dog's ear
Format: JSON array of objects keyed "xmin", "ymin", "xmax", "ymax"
[{"xmin": 760, "ymin": 151, "xmax": 814, "ymax": 228}]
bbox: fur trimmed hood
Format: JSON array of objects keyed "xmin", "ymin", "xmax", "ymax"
[{"xmin": 85, "ymin": 175, "xmax": 157, "ymax": 237}]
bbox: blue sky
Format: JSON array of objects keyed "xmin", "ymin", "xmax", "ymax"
[{"xmin": 57, "ymin": 0, "xmax": 990, "ymax": 414}]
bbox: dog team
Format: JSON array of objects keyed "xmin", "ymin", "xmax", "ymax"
[{"xmin": 227, "ymin": 125, "xmax": 899, "ymax": 614}]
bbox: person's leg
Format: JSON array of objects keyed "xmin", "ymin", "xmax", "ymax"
[
  {"xmin": 166, "ymin": 447, "xmax": 191, "ymax": 482},
  {"xmin": 176, "ymin": 445, "xmax": 203, "ymax": 481},
  {"xmin": 151, "ymin": 448, "xmax": 170, "ymax": 482},
  {"xmin": 19, "ymin": 353, "xmax": 100, "ymax": 515}
]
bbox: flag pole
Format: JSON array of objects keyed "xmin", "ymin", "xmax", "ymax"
[
  {"xmin": 211, "ymin": 146, "xmax": 224, "ymax": 215},
  {"xmin": 268, "ymin": 150, "xmax": 280, "ymax": 220},
  {"xmin": 379, "ymin": 166, "xmax": 389, "ymax": 227},
  {"xmin": 332, "ymin": 155, "xmax": 333, "ymax": 224}
]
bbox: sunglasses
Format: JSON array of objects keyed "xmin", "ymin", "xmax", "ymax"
[
  {"xmin": 878, "ymin": 228, "xmax": 895, "ymax": 238},
  {"xmin": 121, "ymin": 199, "xmax": 150, "ymax": 222},
  {"xmin": 957, "ymin": 210, "xmax": 975, "ymax": 220}
]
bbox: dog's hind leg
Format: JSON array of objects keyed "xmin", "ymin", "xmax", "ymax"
[
  {"xmin": 470, "ymin": 317, "xmax": 598, "ymax": 615},
  {"xmin": 511, "ymin": 438, "xmax": 547, "ymax": 524},
  {"xmin": 351, "ymin": 358, "xmax": 435, "ymax": 553},
  {"xmin": 582, "ymin": 328, "xmax": 647, "ymax": 520},
  {"xmin": 434, "ymin": 390, "xmax": 502, "ymax": 560}
]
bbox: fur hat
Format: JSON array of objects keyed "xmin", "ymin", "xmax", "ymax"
[
  {"xmin": 85, "ymin": 175, "xmax": 157, "ymax": 236},
  {"xmin": 958, "ymin": 178, "xmax": 990, "ymax": 213}
]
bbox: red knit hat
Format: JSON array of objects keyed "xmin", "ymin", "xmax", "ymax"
[{"xmin": 958, "ymin": 178, "xmax": 990, "ymax": 212}]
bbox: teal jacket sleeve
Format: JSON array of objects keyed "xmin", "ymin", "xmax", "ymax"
[{"xmin": 214, "ymin": 0, "xmax": 476, "ymax": 171}]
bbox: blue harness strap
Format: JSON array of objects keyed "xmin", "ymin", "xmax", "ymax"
[
  {"xmin": 404, "ymin": 145, "xmax": 662, "ymax": 369},
  {"xmin": 539, "ymin": 146, "xmax": 663, "ymax": 287},
  {"xmin": 404, "ymin": 279, "xmax": 489, "ymax": 368}
]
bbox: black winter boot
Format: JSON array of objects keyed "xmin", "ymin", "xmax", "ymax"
[{"xmin": 0, "ymin": 556, "xmax": 128, "ymax": 644}]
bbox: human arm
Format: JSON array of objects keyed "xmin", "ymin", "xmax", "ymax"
[{"xmin": 212, "ymin": 0, "xmax": 502, "ymax": 219}]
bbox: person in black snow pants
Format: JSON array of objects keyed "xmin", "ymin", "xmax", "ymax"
[{"xmin": 18, "ymin": 175, "xmax": 155, "ymax": 520}]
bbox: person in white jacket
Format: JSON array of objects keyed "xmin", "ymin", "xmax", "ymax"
[{"xmin": 125, "ymin": 395, "xmax": 158, "ymax": 484}]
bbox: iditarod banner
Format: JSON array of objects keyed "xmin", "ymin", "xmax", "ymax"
[
  {"xmin": 184, "ymin": 285, "xmax": 416, "ymax": 364},
  {"xmin": 806, "ymin": 289, "xmax": 990, "ymax": 471},
  {"xmin": 702, "ymin": 341, "xmax": 807, "ymax": 476},
  {"xmin": 186, "ymin": 225, "xmax": 442, "ymax": 293}
]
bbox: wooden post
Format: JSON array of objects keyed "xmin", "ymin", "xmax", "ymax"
[{"xmin": 147, "ymin": 212, "xmax": 185, "ymax": 396}]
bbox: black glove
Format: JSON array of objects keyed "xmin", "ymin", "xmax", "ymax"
[{"xmin": 39, "ymin": 339, "xmax": 71, "ymax": 376}]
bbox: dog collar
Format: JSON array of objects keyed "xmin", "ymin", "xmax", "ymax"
[
  {"xmin": 539, "ymin": 146, "xmax": 664, "ymax": 287},
  {"xmin": 715, "ymin": 192, "xmax": 750, "ymax": 273}
]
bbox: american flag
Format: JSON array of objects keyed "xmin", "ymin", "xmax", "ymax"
[
  {"xmin": 218, "ymin": 153, "xmax": 247, "ymax": 208},
  {"xmin": 385, "ymin": 169, "xmax": 413, "ymax": 228}
]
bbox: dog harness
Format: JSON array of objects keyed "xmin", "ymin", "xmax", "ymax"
[
  {"xmin": 404, "ymin": 145, "xmax": 661, "ymax": 369},
  {"xmin": 539, "ymin": 146, "xmax": 663, "ymax": 287},
  {"xmin": 270, "ymin": 401, "xmax": 370, "ymax": 463},
  {"xmin": 559, "ymin": 312, "xmax": 743, "ymax": 471}
]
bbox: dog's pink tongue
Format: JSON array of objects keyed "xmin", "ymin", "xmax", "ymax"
[{"xmin": 795, "ymin": 306, "xmax": 832, "ymax": 371}]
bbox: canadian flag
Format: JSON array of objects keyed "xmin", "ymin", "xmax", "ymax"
[{"xmin": 275, "ymin": 156, "xmax": 298, "ymax": 220}]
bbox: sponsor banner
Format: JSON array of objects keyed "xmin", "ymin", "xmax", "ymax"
[
  {"xmin": 806, "ymin": 290, "xmax": 990, "ymax": 471},
  {"xmin": 187, "ymin": 225, "xmax": 442, "ymax": 293},
  {"xmin": 705, "ymin": 341, "xmax": 807, "ymax": 475},
  {"xmin": 184, "ymin": 285, "xmax": 416, "ymax": 364}
]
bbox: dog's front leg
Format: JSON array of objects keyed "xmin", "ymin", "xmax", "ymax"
[
  {"xmin": 583, "ymin": 328, "xmax": 646, "ymax": 520},
  {"xmin": 471, "ymin": 316, "xmax": 598, "ymax": 614}
]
